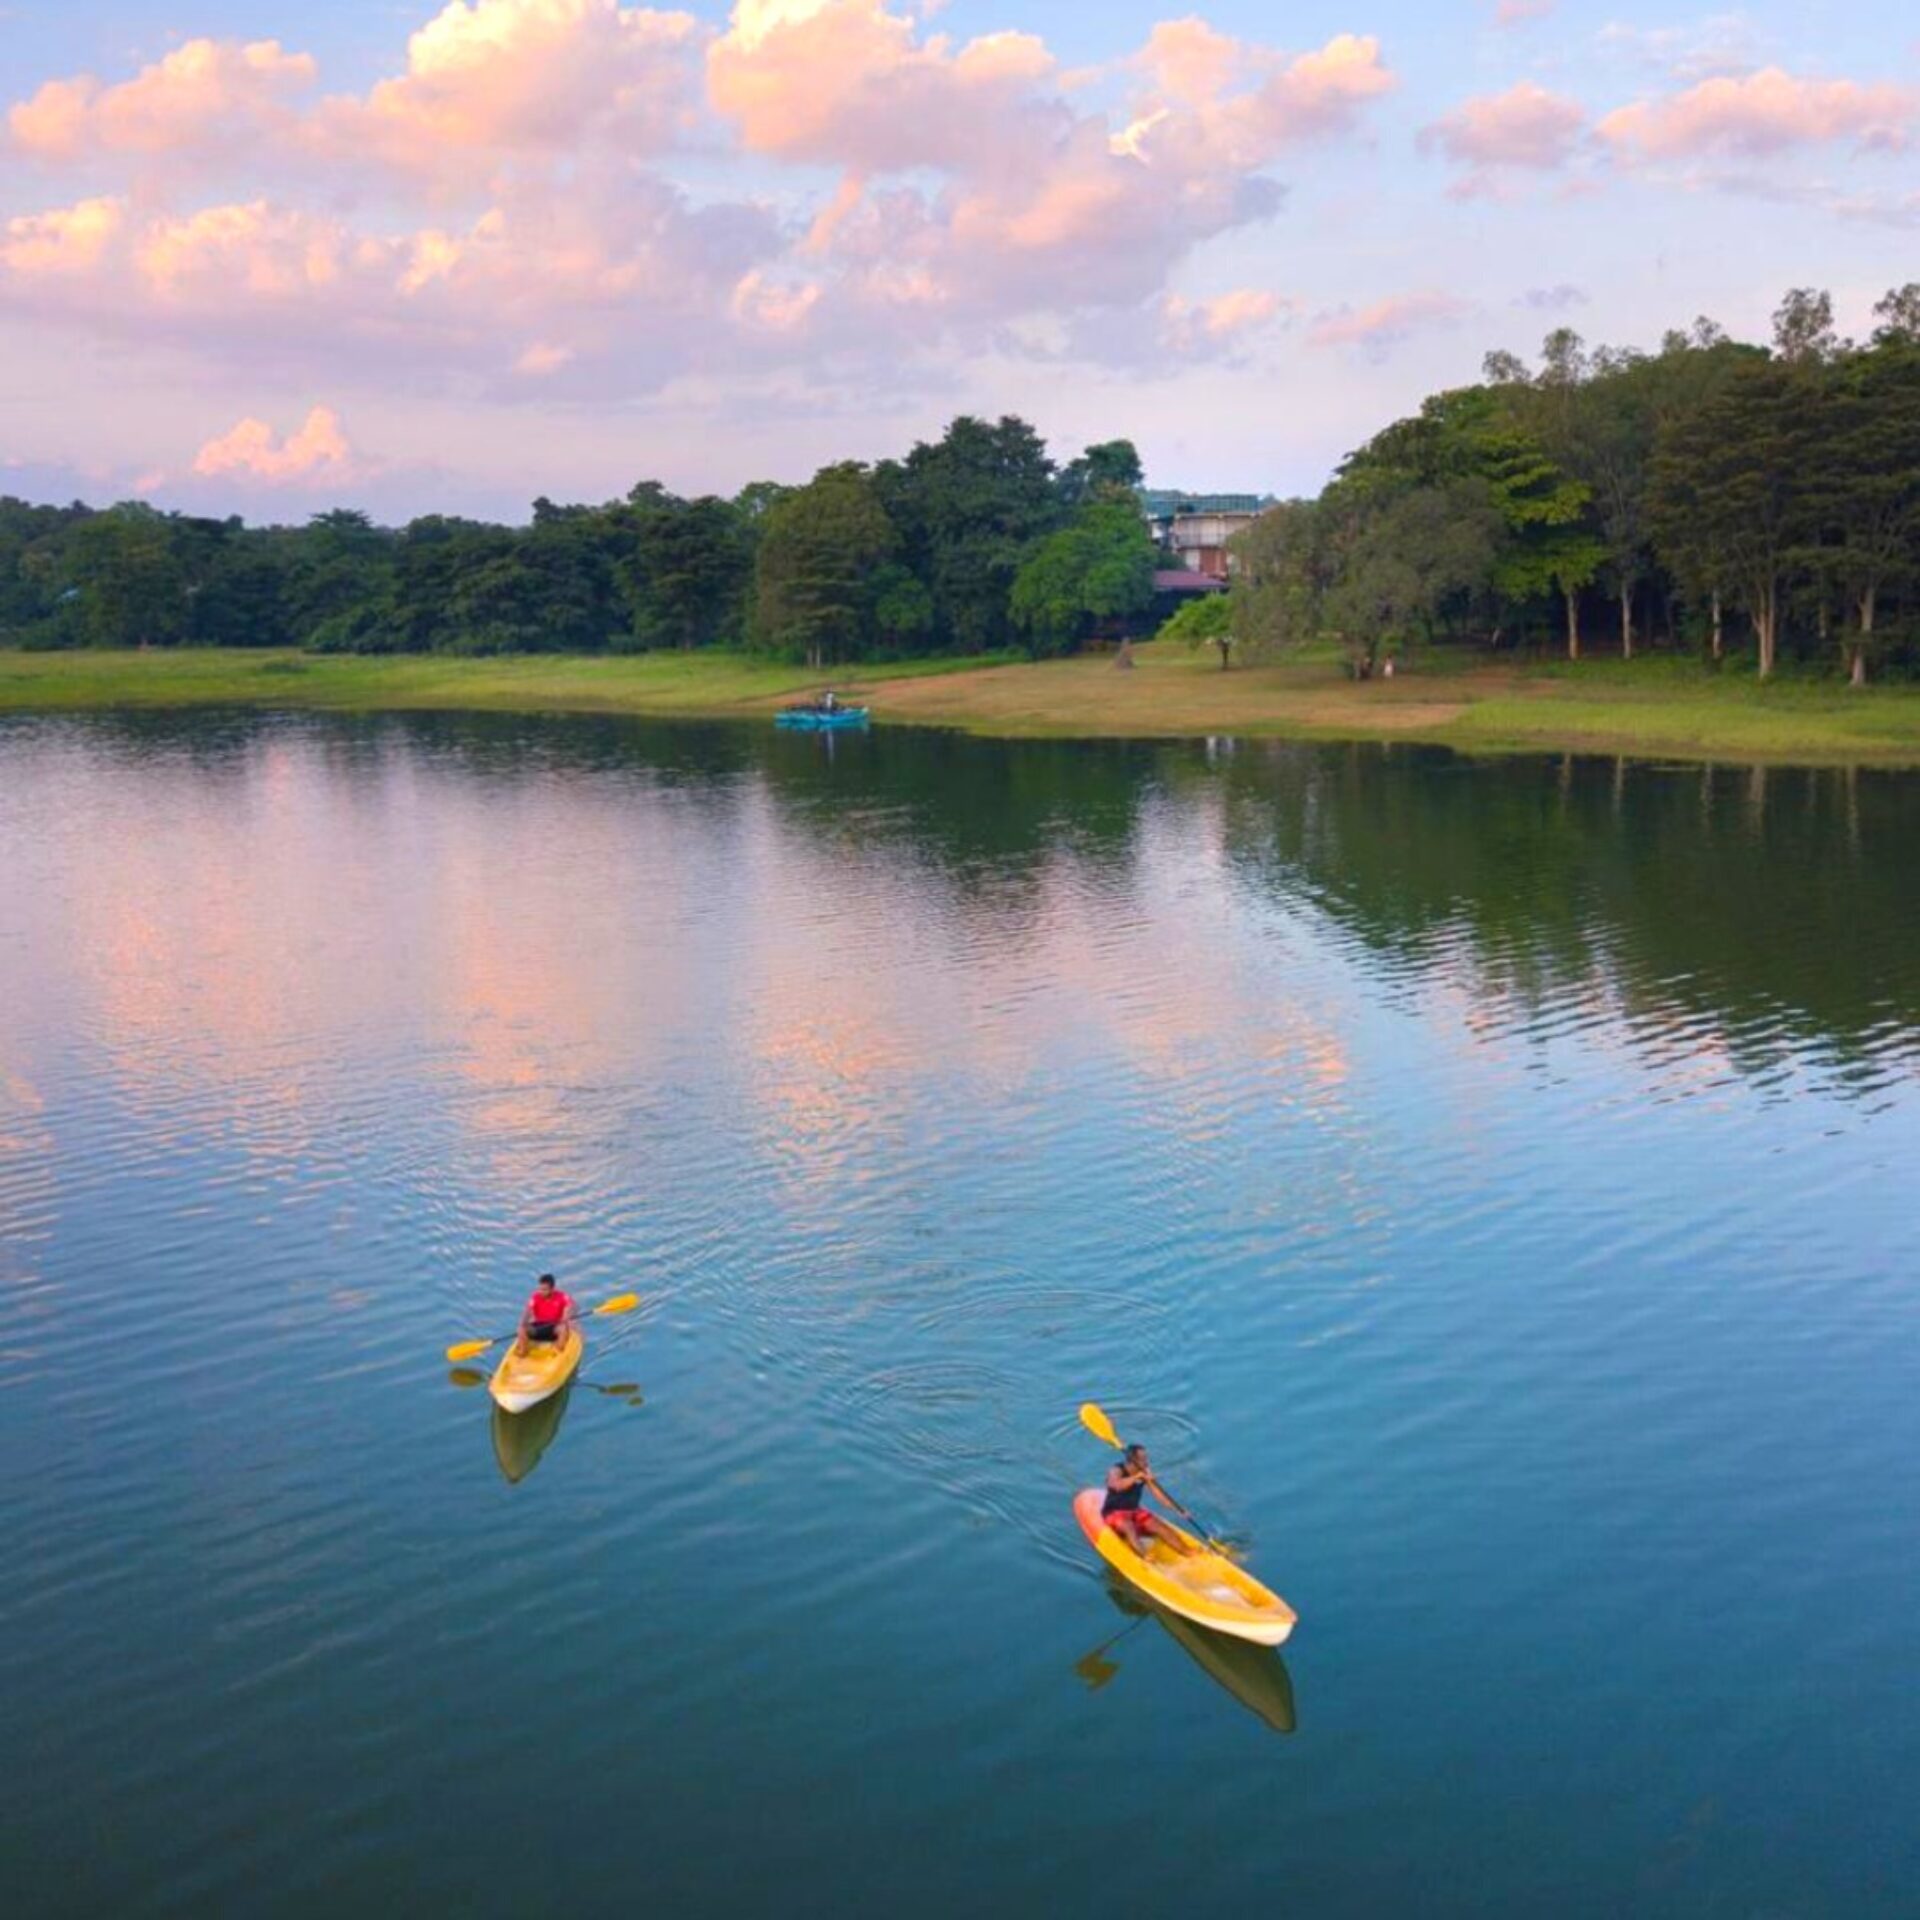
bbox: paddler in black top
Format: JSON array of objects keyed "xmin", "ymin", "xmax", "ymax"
[{"xmin": 1102, "ymin": 1442, "xmax": 1174, "ymax": 1555}]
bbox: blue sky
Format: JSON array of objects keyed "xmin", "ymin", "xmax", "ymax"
[{"xmin": 1, "ymin": 0, "xmax": 1915, "ymax": 519}]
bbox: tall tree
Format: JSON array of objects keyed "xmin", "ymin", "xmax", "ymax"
[
  {"xmin": 1799, "ymin": 344, "xmax": 1920, "ymax": 684},
  {"xmin": 1651, "ymin": 359, "xmax": 1806, "ymax": 677},
  {"xmin": 67, "ymin": 505, "xmax": 189, "ymax": 647},
  {"xmin": 1229, "ymin": 499, "xmax": 1328, "ymax": 660},
  {"xmin": 1772, "ymin": 287, "xmax": 1844, "ymax": 364},
  {"xmin": 882, "ymin": 415, "xmax": 1059, "ymax": 651},
  {"xmin": 751, "ymin": 462, "xmax": 897, "ymax": 668},
  {"xmin": 1057, "ymin": 439, "xmax": 1144, "ymax": 509},
  {"xmin": 628, "ymin": 494, "xmax": 750, "ymax": 650}
]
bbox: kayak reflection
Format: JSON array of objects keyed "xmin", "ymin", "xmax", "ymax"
[
  {"xmin": 1082, "ymin": 1572, "xmax": 1298, "ymax": 1735},
  {"xmin": 490, "ymin": 1381, "xmax": 573, "ymax": 1485}
]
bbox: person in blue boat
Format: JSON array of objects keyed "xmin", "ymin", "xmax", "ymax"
[
  {"xmin": 1102, "ymin": 1442, "xmax": 1175, "ymax": 1555},
  {"xmin": 821, "ymin": 690, "xmax": 839, "ymax": 713}
]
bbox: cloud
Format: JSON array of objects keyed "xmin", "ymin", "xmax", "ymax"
[
  {"xmin": 709, "ymin": 0, "xmax": 1055, "ymax": 172},
  {"xmin": 1596, "ymin": 16, "xmax": 1765, "ymax": 86},
  {"xmin": 1491, "ymin": 0, "xmax": 1554, "ymax": 28},
  {"xmin": 1516, "ymin": 282, "xmax": 1587, "ymax": 311},
  {"xmin": 1309, "ymin": 290, "xmax": 1472, "ymax": 358},
  {"xmin": 704, "ymin": 5, "xmax": 1391, "ymax": 350},
  {"xmin": 1419, "ymin": 81, "xmax": 1587, "ymax": 191},
  {"xmin": 317, "ymin": 0, "xmax": 707, "ymax": 175},
  {"xmin": 1599, "ymin": 68, "xmax": 1915, "ymax": 159},
  {"xmin": 1159, "ymin": 288, "xmax": 1287, "ymax": 350},
  {"xmin": 1124, "ymin": 24, "xmax": 1396, "ymax": 171},
  {"xmin": 0, "ymin": 180, "xmax": 777, "ymax": 394},
  {"xmin": 7, "ymin": 38, "xmax": 316, "ymax": 165},
  {"xmin": 513, "ymin": 340, "xmax": 575, "ymax": 374},
  {"xmin": 0, "ymin": 1, "xmax": 1409, "ymax": 477},
  {"xmin": 190, "ymin": 405, "xmax": 369, "ymax": 485},
  {"xmin": 0, "ymin": 195, "xmax": 126, "ymax": 274}
]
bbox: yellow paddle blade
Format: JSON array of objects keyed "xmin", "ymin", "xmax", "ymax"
[
  {"xmin": 1075, "ymin": 1651, "xmax": 1121, "ymax": 1691},
  {"xmin": 1080, "ymin": 1402, "xmax": 1122, "ymax": 1450},
  {"xmin": 446, "ymin": 1338, "xmax": 495, "ymax": 1363},
  {"xmin": 594, "ymin": 1293, "xmax": 640, "ymax": 1317}
]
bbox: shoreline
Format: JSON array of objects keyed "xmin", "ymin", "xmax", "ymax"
[{"xmin": 5, "ymin": 644, "xmax": 1920, "ymax": 767}]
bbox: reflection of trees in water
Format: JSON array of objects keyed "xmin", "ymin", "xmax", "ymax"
[
  {"xmin": 757, "ymin": 726, "xmax": 1153, "ymax": 893},
  {"xmin": 1201, "ymin": 741, "xmax": 1920, "ymax": 1089},
  {"xmin": 34, "ymin": 710, "xmax": 1918, "ymax": 1092}
]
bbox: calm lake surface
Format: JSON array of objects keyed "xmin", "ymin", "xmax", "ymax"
[{"xmin": 3, "ymin": 710, "xmax": 1918, "ymax": 1917}]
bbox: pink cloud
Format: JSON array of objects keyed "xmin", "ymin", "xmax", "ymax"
[
  {"xmin": 317, "ymin": 0, "xmax": 706, "ymax": 174},
  {"xmin": 707, "ymin": 4, "xmax": 1391, "ymax": 340},
  {"xmin": 1490, "ymin": 0, "xmax": 1554, "ymax": 28},
  {"xmin": 7, "ymin": 38, "xmax": 316, "ymax": 165},
  {"xmin": 191, "ymin": 405, "xmax": 369, "ymax": 485},
  {"xmin": 1309, "ymin": 290, "xmax": 1471, "ymax": 358},
  {"xmin": 513, "ymin": 340, "xmax": 576, "ymax": 375},
  {"xmin": 708, "ymin": 0, "xmax": 1056, "ymax": 173},
  {"xmin": 1158, "ymin": 287, "xmax": 1288, "ymax": 353},
  {"xmin": 1599, "ymin": 68, "xmax": 1916, "ymax": 159},
  {"xmin": 0, "ymin": 181, "xmax": 774, "ymax": 387},
  {"xmin": 1420, "ymin": 82, "xmax": 1586, "ymax": 172},
  {"xmin": 0, "ymin": 196, "xmax": 126, "ymax": 275},
  {"xmin": 0, "ymin": 4, "xmax": 1401, "ymax": 423},
  {"xmin": 1123, "ymin": 26, "xmax": 1396, "ymax": 171}
]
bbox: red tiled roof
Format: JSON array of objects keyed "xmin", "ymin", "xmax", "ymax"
[{"xmin": 1153, "ymin": 569, "xmax": 1227, "ymax": 593}]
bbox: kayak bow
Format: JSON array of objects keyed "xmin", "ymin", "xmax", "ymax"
[
  {"xmin": 489, "ymin": 1328, "xmax": 584, "ymax": 1415},
  {"xmin": 1073, "ymin": 1489, "xmax": 1296, "ymax": 1647}
]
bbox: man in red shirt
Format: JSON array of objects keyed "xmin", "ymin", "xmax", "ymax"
[{"xmin": 514, "ymin": 1273, "xmax": 577, "ymax": 1357}]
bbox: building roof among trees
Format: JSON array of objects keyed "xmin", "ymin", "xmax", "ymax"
[{"xmin": 1138, "ymin": 490, "xmax": 1273, "ymax": 517}]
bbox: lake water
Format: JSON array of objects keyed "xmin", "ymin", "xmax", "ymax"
[{"xmin": 3, "ymin": 711, "xmax": 1917, "ymax": 1917}]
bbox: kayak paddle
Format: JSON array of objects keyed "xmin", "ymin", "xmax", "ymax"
[
  {"xmin": 445, "ymin": 1292, "xmax": 640, "ymax": 1364},
  {"xmin": 1079, "ymin": 1400, "xmax": 1236, "ymax": 1558}
]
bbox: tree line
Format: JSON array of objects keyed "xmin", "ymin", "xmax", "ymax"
[
  {"xmin": 1216, "ymin": 285, "xmax": 1920, "ymax": 681},
  {"xmin": 10, "ymin": 284, "xmax": 1920, "ymax": 682},
  {"xmin": 0, "ymin": 420, "xmax": 1157, "ymax": 666}
]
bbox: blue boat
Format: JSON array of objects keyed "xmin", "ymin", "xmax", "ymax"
[{"xmin": 776, "ymin": 699, "xmax": 870, "ymax": 731}]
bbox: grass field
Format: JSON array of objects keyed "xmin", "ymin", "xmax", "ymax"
[{"xmin": 4, "ymin": 643, "xmax": 1920, "ymax": 764}]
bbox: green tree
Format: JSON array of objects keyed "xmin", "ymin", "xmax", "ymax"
[
  {"xmin": 1008, "ymin": 500, "xmax": 1155, "ymax": 657},
  {"xmin": 871, "ymin": 561, "xmax": 936, "ymax": 654},
  {"xmin": 751, "ymin": 462, "xmax": 897, "ymax": 667},
  {"xmin": 1651, "ymin": 359, "xmax": 1807, "ymax": 677},
  {"xmin": 628, "ymin": 493, "xmax": 750, "ymax": 650},
  {"xmin": 882, "ymin": 415, "xmax": 1059, "ymax": 651},
  {"xmin": 1057, "ymin": 439, "xmax": 1144, "ymax": 509},
  {"xmin": 1325, "ymin": 480, "xmax": 1503, "ymax": 668},
  {"xmin": 1799, "ymin": 343, "xmax": 1920, "ymax": 684},
  {"xmin": 1870, "ymin": 284, "xmax": 1920, "ymax": 349},
  {"xmin": 67, "ymin": 505, "xmax": 189, "ymax": 647},
  {"xmin": 1159, "ymin": 589, "xmax": 1234, "ymax": 667},
  {"xmin": 1229, "ymin": 499, "xmax": 1326, "ymax": 660}
]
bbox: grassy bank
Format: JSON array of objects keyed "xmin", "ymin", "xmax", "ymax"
[{"xmin": 5, "ymin": 644, "xmax": 1920, "ymax": 765}]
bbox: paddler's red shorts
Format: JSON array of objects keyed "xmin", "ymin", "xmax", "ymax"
[{"xmin": 1104, "ymin": 1510, "xmax": 1156, "ymax": 1533}]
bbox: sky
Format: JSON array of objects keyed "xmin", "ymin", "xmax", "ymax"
[{"xmin": 0, "ymin": 0, "xmax": 1916, "ymax": 522}]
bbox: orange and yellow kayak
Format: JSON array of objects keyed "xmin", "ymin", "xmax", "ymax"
[
  {"xmin": 489, "ymin": 1328, "xmax": 583, "ymax": 1415},
  {"xmin": 1074, "ymin": 1488, "xmax": 1297, "ymax": 1647}
]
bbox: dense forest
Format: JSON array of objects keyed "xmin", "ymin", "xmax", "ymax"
[
  {"xmin": 1207, "ymin": 284, "xmax": 1920, "ymax": 682},
  {"xmin": 0, "ymin": 420, "xmax": 1155, "ymax": 667},
  {"xmin": 4, "ymin": 284, "xmax": 1918, "ymax": 680}
]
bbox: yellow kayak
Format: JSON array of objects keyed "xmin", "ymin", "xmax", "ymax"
[
  {"xmin": 489, "ymin": 1328, "xmax": 583, "ymax": 1414},
  {"xmin": 1074, "ymin": 1489, "xmax": 1297, "ymax": 1647}
]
